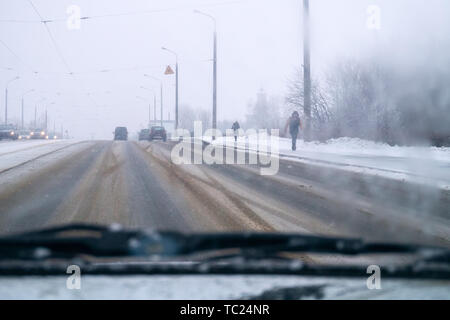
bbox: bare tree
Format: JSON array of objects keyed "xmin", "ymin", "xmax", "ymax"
[{"xmin": 286, "ymin": 69, "xmax": 332, "ymax": 140}]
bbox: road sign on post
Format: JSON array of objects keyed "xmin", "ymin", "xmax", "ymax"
[{"xmin": 164, "ymin": 65, "xmax": 174, "ymax": 75}]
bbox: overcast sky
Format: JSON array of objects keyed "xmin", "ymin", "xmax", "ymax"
[{"xmin": 1, "ymin": 0, "xmax": 449, "ymax": 139}]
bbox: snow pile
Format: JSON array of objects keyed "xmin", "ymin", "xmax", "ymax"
[
  {"xmin": 202, "ymin": 135, "xmax": 450, "ymax": 186},
  {"xmin": 205, "ymin": 135, "xmax": 450, "ymax": 161}
]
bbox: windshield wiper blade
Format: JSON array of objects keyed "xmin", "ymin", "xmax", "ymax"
[
  {"xmin": 0, "ymin": 224, "xmax": 449, "ymax": 279},
  {"xmin": 0, "ymin": 223, "xmax": 447, "ymax": 260}
]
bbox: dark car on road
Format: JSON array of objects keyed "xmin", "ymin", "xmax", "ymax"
[
  {"xmin": 114, "ymin": 127, "xmax": 128, "ymax": 140},
  {"xmin": 138, "ymin": 129, "xmax": 150, "ymax": 141},
  {"xmin": 30, "ymin": 128, "xmax": 47, "ymax": 139},
  {"xmin": 0, "ymin": 124, "xmax": 18, "ymax": 140},
  {"xmin": 149, "ymin": 126, "xmax": 167, "ymax": 141}
]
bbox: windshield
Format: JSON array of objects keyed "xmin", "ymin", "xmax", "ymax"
[{"xmin": 0, "ymin": 0, "xmax": 449, "ymax": 300}]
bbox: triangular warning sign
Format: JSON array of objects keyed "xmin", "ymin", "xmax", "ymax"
[{"xmin": 164, "ymin": 65, "xmax": 174, "ymax": 75}]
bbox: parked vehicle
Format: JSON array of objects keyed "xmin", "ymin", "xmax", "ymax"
[
  {"xmin": 149, "ymin": 126, "xmax": 167, "ymax": 141},
  {"xmin": 114, "ymin": 127, "xmax": 128, "ymax": 140},
  {"xmin": 0, "ymin": 124, "xmax": 18, "ymax": 140},
  {"xmin": 138, "ymin": 129, "xmax": 150, "ymax": 141}
]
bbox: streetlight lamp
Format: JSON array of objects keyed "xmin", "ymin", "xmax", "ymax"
[
  {"xmin": 194, "ymin": 9, "xmax": 217, "ymax": 132},
  {"xmin": 21, "ymin": 89, "xmax": 34, "ymax": 129},
  {"xmin": 140, "ymin": 86, "xmax": 157, "ymax": 126},
  {"xmin": 5, "ymin": 76, "xmax": 20, "ymax": 124},
  {"xmin": 161, "ymin": 46, "xmax": 179, "ymax": 129},
  {"xmin": 144, "ymin": 74, "xmax": 164, "ymax": 127}
]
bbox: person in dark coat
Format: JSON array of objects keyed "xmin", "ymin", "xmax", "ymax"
[
  {"xmin": 231, "ymin": 121, "xmax": 240, "ymax": 142},
  {"xmin": 284, "ymin": 111, "xmax": 302, "ymax": 151}
]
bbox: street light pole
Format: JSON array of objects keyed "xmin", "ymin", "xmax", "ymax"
[
  {"xmin": 21, "ymin": 89, "xmax": 34, "ymax": 129},
  {"xmin": 194, "ymin": 10, "xmax": 217, "ymax": 132},
  {"xmin": 35, "ymin": 97, "xmax": 45, "ymax": 128},
  {"xmin": 303, "ymin": 0, "xmax": 311, "ymax": 141},
  {"xmin": 162, "ymin": 47, "xmax": 179, "ymax": 129},
  {"xmin": 137, "ymin": 93, "xmax": 153, "ymax": 127},
  {"xmin": 144, "ymin": 74, "xmax": 164, "ymax": 127},
  {"xmin": 5, "ymin": 76, "xmax": 20, "ymax": 125}
]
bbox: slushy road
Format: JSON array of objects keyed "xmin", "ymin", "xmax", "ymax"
[{"xmin": 0, "ymin": 140, "xmax": 448, "ymax": 248}]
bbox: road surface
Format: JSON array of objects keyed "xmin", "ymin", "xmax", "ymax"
[{"xmin": 0, "ymin": 140, "xmax": 448, "ymax": 248}]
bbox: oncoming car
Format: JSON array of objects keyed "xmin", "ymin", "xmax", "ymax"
[
  {"xmin": 30, "ymin": 129, "xmax": 47, "ymax": 139},
  {"xmin": 17, "ymin": 130, "xmax": 31, "ymax": 140},
  {"xmin": 0, "ymin": 124, "xmax": 18, "ymax": 140}
]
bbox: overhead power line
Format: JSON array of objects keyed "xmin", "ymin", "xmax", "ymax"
[
  {"xmin": 0, "ymin": 38, "xmax": 37, "ymax": 73},
  {"xmin": 27, "ymin": 0, "xmax": 73, "ymax": 74},
  {"xmin": 0, "ymin": 0, "xmax": 247, "ymax": 24}
]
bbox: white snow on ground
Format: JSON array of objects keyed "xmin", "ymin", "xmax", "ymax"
[
  {"xmin": 0, "ymin": 139, "xmax": 83, "ymax": 173},
  {"xmin": 202, "ymin": 135, "xmax": 450, "ymax": 187},
  {"xmin": 0, "ymin": 139, "xmax": 60, "ymax": 155}
]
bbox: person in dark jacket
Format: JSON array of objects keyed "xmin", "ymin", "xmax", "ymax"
[
  {"xmin": 284, "ymin": 111, "xmax": 302, "ymax": 151},
  {"xmin": 231, "ymin": 121, "xmax": 240, "ymax": 142}
]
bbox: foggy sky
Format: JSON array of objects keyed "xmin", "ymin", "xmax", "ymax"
[{"xmin": 1, "ymin": 0, "xmax": 449, "ymax": 139}]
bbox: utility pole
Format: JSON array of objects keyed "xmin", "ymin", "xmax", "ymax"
[
  {"xmin": 144, "ymin": 74, "xmax": 164, "ymax": 127},
  {"xmin": 162, "ymin": 47, "xmax": 179, "ymax": 129},
  {"xmin": 5, "ymin": 76, "xmax": 20, "ymax": 125},
  {"xmin": 154, "ymin": 95, "xmax": 157, "ymax": 122},
  {"xmin": 194, "ymin": 10, "xmax": 217, "ymax": 132},
  {"xmin": 213, "ymin": 23, "xmax": 217, "ymax": 131},
  {"xmin": 5, "ymin": 87, "xmax": 7, "ymax": 125},
  {"xmin": 149, "ymin": 104, "xmax": 151, "ymax": 125},
  {"xmin": 303, "ymin": 0, "xmax": 311, "ymax": 141},
  {"xmin": 21, "ymin": 89, "xmax": 34, "ymax": 129},
  {"xmin": 160, "ymin": 83, "xmax": 163, "ymax": 126},
  {"xmin": 175, "ymin": 61, "xmax": 178, "ymax": 130}
]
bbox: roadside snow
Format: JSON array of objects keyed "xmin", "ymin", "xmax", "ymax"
[
  {"xmin": 202, "ymin": 135, "xmax": 450, "ymax": 187},
  {"xmin": 0, "ymin": 139, "xmax": 60, "ymax": 156},
  {"xmin": 0, "ymin": 140, "xmax": 83, "ymax": 173}
]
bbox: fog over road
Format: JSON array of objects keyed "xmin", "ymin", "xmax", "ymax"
[{"xmin": 0, "ymin": 140, "xmax": 448, "ymax": 248}]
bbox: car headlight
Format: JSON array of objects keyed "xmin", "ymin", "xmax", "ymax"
[
  {"xmin": 30, "ymin": 132, "xmax": 34, "ymax": 136},
  {"xmin": 10, "ymin": 131, "xmax": 14, "ymax": 135},
  {"xmin": 41, "ymin": 131, "xmax": 45, "ymax": 135}
]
